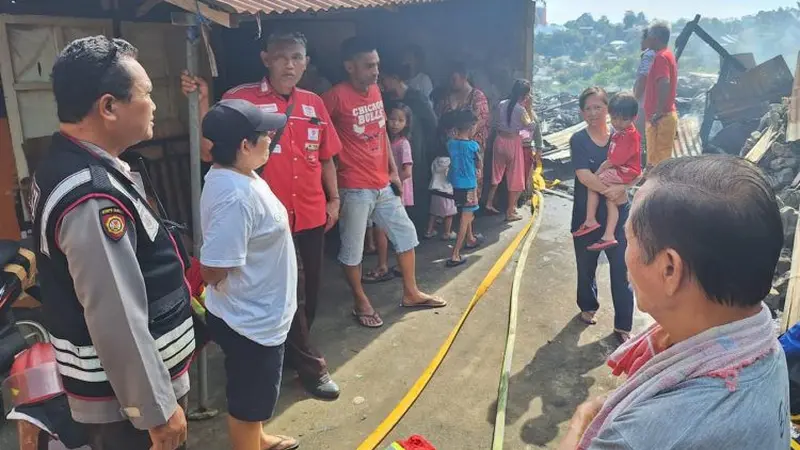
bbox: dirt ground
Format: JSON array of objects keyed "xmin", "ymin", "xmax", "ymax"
[{"xmin": 0, "ymin": 195, "xmax": 652, "ymax": 450}]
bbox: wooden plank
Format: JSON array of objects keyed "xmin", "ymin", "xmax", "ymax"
[
  {"xmin": 744, "ymin": 126, "xmax": 777, "ymax": 163},
  {"xmin": 12, "ymin": 82, "xmax": 52, "ymax": 92},
  {"xmin": 787, "ymin": 50, "xmax": 800, "ymax": 143},
  {"xmin": 164, "ymin": 0, "xmax": 232, "ymax": 28},
  {"xmin": 0, "ymin": 19, "xmax": 31, "ymax": 183},
  {"xmin": 0, "ymin": 118, "xmax": 21, "ymax": 240},
  {"xmin": 782, "ymin": 214, "xmax": 800, "ymax": 333}
]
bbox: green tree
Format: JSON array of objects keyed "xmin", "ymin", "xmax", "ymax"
[{"xmin": 623, "ymin": 11, "xmax": 637, "ymax": 29}]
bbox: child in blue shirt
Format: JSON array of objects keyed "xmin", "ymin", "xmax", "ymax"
[{"xmin": 441, "ymin": 109, "xmax": 483, "ymax": 267}]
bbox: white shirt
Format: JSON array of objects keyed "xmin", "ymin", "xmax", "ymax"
[
  {"xmin": 429, "ymin": 157, "xmax": 453, "ymax": 194},
  {"xmin": 200, "ymin": 167, "xmax": 297, "ymax": 346}
]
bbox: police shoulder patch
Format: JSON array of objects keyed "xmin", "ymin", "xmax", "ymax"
[{"xmin": 99, "ymin": 207, "xmax": 127, "ymax": 241}]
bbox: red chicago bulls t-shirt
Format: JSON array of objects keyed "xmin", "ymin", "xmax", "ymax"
[{"xmin": 322, "ymin": 82, "xmax": 389, "ymax": 190}]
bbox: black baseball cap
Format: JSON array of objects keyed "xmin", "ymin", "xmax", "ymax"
[{"xmin": 202, "ymin": 99, "xmax": 287, "ymax": 149}]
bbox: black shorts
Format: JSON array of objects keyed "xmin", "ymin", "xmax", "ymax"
[
  {"xmin": 453, "ymin": 188, "xmax": 479, "ymax": 212},
  {"xmin": 207, "ymin": 312, "xmax": 284, "ymax": 422}
]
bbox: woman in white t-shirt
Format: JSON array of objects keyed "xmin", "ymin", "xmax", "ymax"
[{"xmin": 199, "ymin": 99, "xmax": 299, "ymax": 450}]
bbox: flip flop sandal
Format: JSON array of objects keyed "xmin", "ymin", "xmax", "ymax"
[
  {"xmin": 389, "ymin": 265, "xmax": 403, "ymax": 277},
  {"xmin": 423, "ymin": 231, "xmax": 438, "ymax": 239},
  {"xmin": 465, "ymin": 237, "xmax": 484, "ymax": 249},
  {"xmin": 361, "ymin": 269, "xmax": 394, "ymax": 284},
  {"xmin": 505, "ymin": 214, "xmax": 523, "ymax": 222},
  {"xmin": 579, "ymin": 311, "xmax": 598, "ymax": 325},
  {"xmin": 445, "ymin": 257, "xmax": 467, "ymax": 267},
  {"xmin": 352, "ymin": 310, "xmax": 384, "ymax": 328},
  {"xmin": 572, "ymin": 223, "xmax": 601, "ymax": 237},
  {"xmin": 587, "ymin": 239, "xmax": 619, "ymax": 252},
  {"xmin": 264, "ymin": 435, "xmax": 300, "ymax": 450},
  {"xmin": 614, "ymin": 329, "xmax": 632, "ymax": 344},
  {"xmin": 485, "ymin": 206, "xmax": 501, "ymax": 215},
  {"xmin": 401, "ymin": 296, "xmax": 448, "ymax": 308}
]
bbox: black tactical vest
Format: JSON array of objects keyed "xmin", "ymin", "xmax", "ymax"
[{"xmin": 31, "ymin": 133, "xmax": 194, "ymax": 399}]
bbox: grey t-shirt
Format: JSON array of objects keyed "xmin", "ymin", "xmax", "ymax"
[{"xmin": 588, "ymin": 349, "xmax": 790, "ymax": 449}]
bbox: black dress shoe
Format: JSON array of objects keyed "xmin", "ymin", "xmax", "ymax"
[{"xmin": 301, "ymin": 373, "xmax": 340, "ymax": 399}]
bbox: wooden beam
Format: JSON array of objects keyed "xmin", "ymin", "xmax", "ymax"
[
  {"xmin": 674, "ymin": 15, "xmax": 699, "ymax": 61},
  {"xmin": 164, "ymin": 0, "xmax": 232, "ymax": 28},
  {"xmin": 782, "ymin": 215, "xmax": 800, "ymax": 333},
  {"xmin": 137, "ymin": 0, "xmax": 163, "ymax": 17},
  {"xmin": 744, "ymin": 126, "xmax": 777, "ymax": 163},
  {"xmin": 787, "ymin": 50, "xmax": 800, "ymax": 143}
]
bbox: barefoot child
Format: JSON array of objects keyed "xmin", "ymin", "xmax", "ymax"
[
  {"xmin": 426, "ymin": 144, "xmax": 458, "ymax": 240},
  {"xmin": 573, "ymin": 92, "xmax": 642, "ymax": 251},
  {"xmin": 442, "ymin": 110, "xmax": 483, "ymax": 267},
  {"xmin": 364, "ymin": 103, "xmax": 414, "ymax": 283}
]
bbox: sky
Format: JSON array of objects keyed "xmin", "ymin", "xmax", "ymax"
[{"xmin": 545, "ymin": 0, "xmax": 798, "ymax": 25}]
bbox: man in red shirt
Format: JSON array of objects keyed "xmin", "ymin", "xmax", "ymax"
[
  {"xmin": 181, "ymin": 31, "xmax": 342, "ymax": 401},
  {"xmin": 643, "ymin": 21, "xmax": 678, "ymax": 169},
  {"xmin": 322, "ymin": 37, "xmax": 446, "ymax": 328}
]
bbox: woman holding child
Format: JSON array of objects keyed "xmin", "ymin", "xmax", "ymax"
[{"xmin": 569, "ymin": 87, "xmax": 636, "ymax": 344}]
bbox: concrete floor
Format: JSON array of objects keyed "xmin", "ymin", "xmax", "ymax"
[{"xmin": 0, "ymin": 195, "xmax": 652, "ymax": 450}]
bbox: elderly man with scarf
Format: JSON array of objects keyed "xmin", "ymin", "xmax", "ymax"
[{"xmin": 560, "ymin": 155, "xmax": 790, "ymax": 450}]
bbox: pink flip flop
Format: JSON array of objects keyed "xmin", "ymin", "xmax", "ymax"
[
  {"xmin": 587, "ymin": 239, "xmax": 619, "ymax": 251},
  {"xmin": 572, "ymin": 223, "xmax": 601, "ymax": 237}
]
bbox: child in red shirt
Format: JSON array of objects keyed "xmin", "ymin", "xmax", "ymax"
[{"xmin": 574, "ymin": 92, "xmax": 642, "ymax": 251}]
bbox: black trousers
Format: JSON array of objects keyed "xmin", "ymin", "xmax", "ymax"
[
  {"xmin": 573, "ymin": 208, "xmax": 634, "ymax": 332},
  {"xmin": 85, "ymin": 396, "xmax": 188, "ymax": 450},
  {"xmin": 285, "ymin": 225, "xmax": 327, "ymax": 381}
]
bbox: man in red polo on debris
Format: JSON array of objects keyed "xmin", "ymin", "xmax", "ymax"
[{"xmin": 180, "ymin": 30, "xmax": 342, "ymax": 400}]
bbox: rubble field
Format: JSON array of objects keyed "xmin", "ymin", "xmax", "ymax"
[{"xmin": 751, "ymin": 101, "xmax": 800, "ymax": 317}]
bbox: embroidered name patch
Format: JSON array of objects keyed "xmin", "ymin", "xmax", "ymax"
[
  {"xmin": 302, "ymin": 104, "xmax": 317, "ymax": 118},
  {"xmin": 100, "ymin": 207, "xmax": 126, "ymax": 241},
  {"xmin": 260, "ymin": 103, "xmax": 279, "ymax": 113}
]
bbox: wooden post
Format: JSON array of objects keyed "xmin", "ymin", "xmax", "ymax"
[{"xmin": 171, "ymin": 11, "xmax": 218, "ymax": 421}]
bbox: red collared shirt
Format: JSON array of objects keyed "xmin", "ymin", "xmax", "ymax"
[{"xmin": 222, "ymin": 79, "xmax": 342, "ymax": 233}]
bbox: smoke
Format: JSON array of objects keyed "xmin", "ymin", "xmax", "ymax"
[{"xmin": 679, "ymin": 10, "xmax": 800, "ymax": 74}]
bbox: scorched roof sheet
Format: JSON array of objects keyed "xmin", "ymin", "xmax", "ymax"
[{"xmin": 205, "ymin": 0, "xmax": 444, "ymax": 15}]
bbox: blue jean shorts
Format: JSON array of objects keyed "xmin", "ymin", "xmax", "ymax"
[{"xmin": 338, "ymin": 184, "xmax": 419, "ymax": 266}]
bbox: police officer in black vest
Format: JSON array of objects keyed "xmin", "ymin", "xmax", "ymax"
[{"xmin": 30, "ymin": 36, "xmax": 193, "ymax": 450}]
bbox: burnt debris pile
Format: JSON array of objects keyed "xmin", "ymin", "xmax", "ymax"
[{"xmin": 748, "ymin": 99, "xmax": 800, "ymax": 314}]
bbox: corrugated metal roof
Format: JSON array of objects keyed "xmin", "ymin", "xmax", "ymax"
[
  {"xmin": 541, "ymin": 121, "xmax": 588, "ymax": 161},
  {"xmin": 674, "ymin": 115, "xmax": 703, "ymax": 157},
  {"xmin": 542, "ymin": 114, "xmax": 703, "ymax": 164},
  {"xmin": 204, "ymin": 0, "xmax": 444, "ymax": 15}
]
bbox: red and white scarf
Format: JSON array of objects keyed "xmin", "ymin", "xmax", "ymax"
[{"xmin": 578, "ymin": 304, "xmax": 779, "ymax": 449}]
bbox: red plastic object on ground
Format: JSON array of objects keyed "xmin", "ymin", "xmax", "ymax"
[{"xmin": 398, "ymin": 435, "xmax": 436, "ymax": 450}]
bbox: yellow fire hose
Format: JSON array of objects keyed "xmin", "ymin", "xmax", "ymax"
[{"xmin": 358, "ymin": 161, "xmax": 556, "ymax": 450}]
